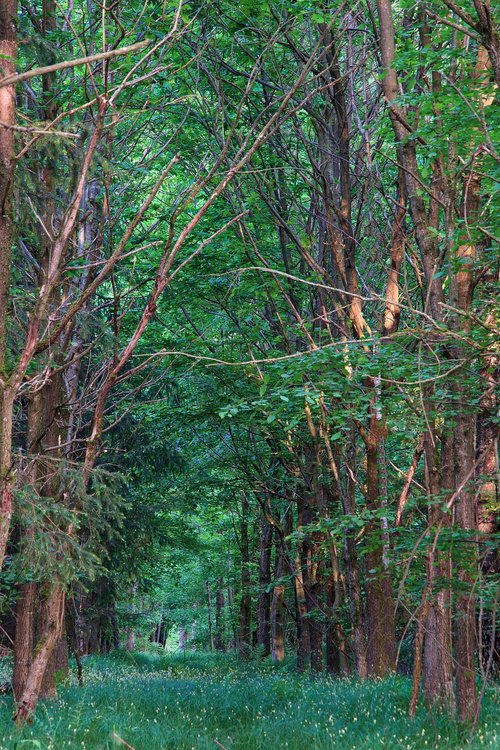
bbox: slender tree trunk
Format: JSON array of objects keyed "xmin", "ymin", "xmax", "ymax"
[
  {"xmin": 294, "ymin": 552, "xmax": 310, "ymax": 671},
  {"xmin": 342, "ymin": 434, "xmax": 368, "ymax": 677},
  {"xmin": 326, "ymin": 542, "xmax": 348, "ymax": 674},
  {"xmin": 239, "ymin": 493, "xmax": 251, "ymax": 659},
  {"xmin": 215, "ymin": 580, "xmax": 225, "ymax": 652},
  {"xmin": 271, "ymin": 528, "xmax": 287, "ymax": 663},
  {"xmin": 206, "ymin": 580, "xmax": 215, "ymax": 651},
  {"xmin": 454, "ymin": 401, "xmax": 479, "ymax": 721},
  {"xmin": 295, "ymin": 484, "xmax": 313, "ymax": 672},
  {"xmin": 300, "ymin": 446, "xmax": 325, "ymax": 672},
  {"xmin": 477, "ymin": 351, "xmax": 499, "ymax": 676},
  {"xmin": 126, "ymin": 630, "xmax": 136, "ymax": 651},
  {"xmin": 325, "ymin": 573, "xmax": 340, "ymax": 674},
  {"xmin": 257, "ymin": 516, "xmax": 272, "ymax": 655},
  {"xmin": 0, "ymin": 0, "xmax": 18, "ymax": 568}
]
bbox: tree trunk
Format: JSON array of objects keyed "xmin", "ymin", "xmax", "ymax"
[
  {"xmin": 14, "ymin": 585, "xmax": 65, "ymax": 723},
  {"xmin": 326, "ymin": 542, "xmax": 349, "ymax": 674},
  {"xmin": 342, "ymin": 434, "xmax": 368, "ymax": 677},
  {"xmin": 215, "ymin": 580, "xmax": 225, "ymax": 652},
  {"xmin": 239, "ymin": 493, "xmax": 251, "ymax": 659},
  {"xmin": 39, "ymin": 592, "xmax": 68, "ymax": 698},
  {"xmin": 454, "ymin": 405, "xmax": 478, "ymax": 721},
  {"xmin": 422, "ymin": 428, "xmax": 455, "ymax": 711},
  {"xmin": 364, "ymin": 441, "xmax": 396, "ymax": 676},
  {"xmin": 257, "ymin": 516, "xmax": 272, "ymax": 655},
  {"xmin": 126, "ymin": 630, "xmax": 135, "ymax": 651},
  {"xmin": 178, "ymin": 627, "xmax": 186, "ymax": 652},
  {"xmin": 271, "ymin": 528, "xmax": 287, "ymax": 663},
  {"xmin": 13, "ymin": 583, "xmax": 36, "ymax": 701},
  {"xmin": 0, "ymin": 0, "xmax": 18, "ymax": 568},
  {"xmin": 294, "ymin": 553, "xmax": 310, "ymax": 672},
  {"xmin": 206, "ymin": 580, "xmax": 215, "ymax": 651}
]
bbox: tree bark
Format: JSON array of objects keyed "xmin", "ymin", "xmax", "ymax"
[
  {"xmin": 13, "ymin": 583, "xmax": 36, "ymax": 701},
  {"xmin": 14, "ymin": 585, "xmax": 65, "ymax": 723},
  {"xmin": 206, "ymin": 580, "xmax": 215, "ymax": 651},
  {"xmin": 271, "ymin": 527, "xmax": 287, "ymax": 663},
  {"xmin": 422, "ymin": 427, "xmax": 455, "ymax": 711},
  {"xmin": 364, "ymin": 439, "xmax": 396, "ymax": 676},
  {"xmin": 257, "ymin": 516, "xmax": 272, "ymax": 655},
  {"xmin": 342, "ymin": 434, "xmax": 368, "ymax": 678},
  {"xmin": 0, "ymin": 0, "xmax": 18, "ymax": 568},
  {"xmin": 215, "ymin": 580, "xmax": 225, "ymax": 652},
  {"xmin": 238, "ymin": 493, "xmax": 251, "ymax": 659}
]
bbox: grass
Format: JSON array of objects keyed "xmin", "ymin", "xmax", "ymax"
[{"xmin": 0, "ymin": 650, "xmax": 498, "ymax": 749}]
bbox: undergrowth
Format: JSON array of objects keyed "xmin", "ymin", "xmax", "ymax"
[{"xmin": 0, "ymin": 650, "xmax": 497, "ymax": 749}]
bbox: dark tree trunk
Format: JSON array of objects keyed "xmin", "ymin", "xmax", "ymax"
[
  {"xmin": 295, "ymin": 486, "xmax": 312, "ymax": 671},
  {"xmin": 364, "ymin": 441, "xmax": 396, "ymax": 676},
  {"xmin": 299, "ymin": 445, "xmax": 326, "ymax": 673},
  {"xmin": 342, "ymin": 434, "xmax": 368, "ymax": 678},
  {"xmin": 325, "ymin": 573, "xmax": 340, "ymax": 674},
  {"xmin": 422, "ymin": 429, "xmax": 455, "ymax": 711},
  {"xmin": 13, "ymin": 583, "xmax": 36, "ymax": 701},
  {"xmin": 14, "ymin": 585, "xmax": 65, "ymax": 723}
]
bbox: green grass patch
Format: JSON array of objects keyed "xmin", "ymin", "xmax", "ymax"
[{"xmin": 0, "ymin": 651, "xmax": 497, "ymax": 749}]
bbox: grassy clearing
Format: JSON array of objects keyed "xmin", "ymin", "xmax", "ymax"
[{"xmin": 0, "ymin": 651, "xmax": 497, "ymax": 749}]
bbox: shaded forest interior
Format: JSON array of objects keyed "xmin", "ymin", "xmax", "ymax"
[{"xmin": 0, "ymin": 0, "xmax": 498, "ymax": 739}]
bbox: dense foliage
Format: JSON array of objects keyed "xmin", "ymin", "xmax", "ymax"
[{"xmin": 0, "ymin": 0, "xmax": 497, "ymax": 742}]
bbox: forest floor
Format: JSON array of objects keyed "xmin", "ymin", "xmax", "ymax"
[{"xmin": 0, "ymin": 651, "xmax": 498, "ymax": 750}]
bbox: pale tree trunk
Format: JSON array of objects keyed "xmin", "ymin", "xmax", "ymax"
[
  {"xmin": 271, "ymin": 527, "xmax": 288, "ymax": 663},
  {"xmin": 126, "ymin": 630, "xmax": 136, "ymax": 651},
  {"xmin": 206, "ymin": 580, "xmax": 215, "ymax": 651},
  {"xmin": 257, "ymin": 516, "xmax": 272, "ymax": 655},
  {"xmin": 239, "ymin": 493, "xmax": 251, "ymax": 659},
  {"xmin": 177, "ymin": 628, "xmax": 186, "ymax": 652},
  {"xmin": 325, "ymin": 540, "xmax": 349, "ymax": 675},
  {"xmin": 270, "ymin": 508, "xmax": 292, "ymax": 663},
  {"xmin": 294, "ymin": 552, "xmax": 310, "ymax": 672},
  {"xmin": 215, "ymin": 580, "xmax": 225, "ymax": 652},
  {"xmin": 0, "ymin": 0, "xmax": 18, "ymax": 568}
]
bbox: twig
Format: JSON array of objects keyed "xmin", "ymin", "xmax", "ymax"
[
  {"xmin": 0, "ymin": 41, "xmax": 151, "ymax": 89},
  {"xmin": 111, "ymin": 733, "xmax": 137, "ymax": 750}
]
